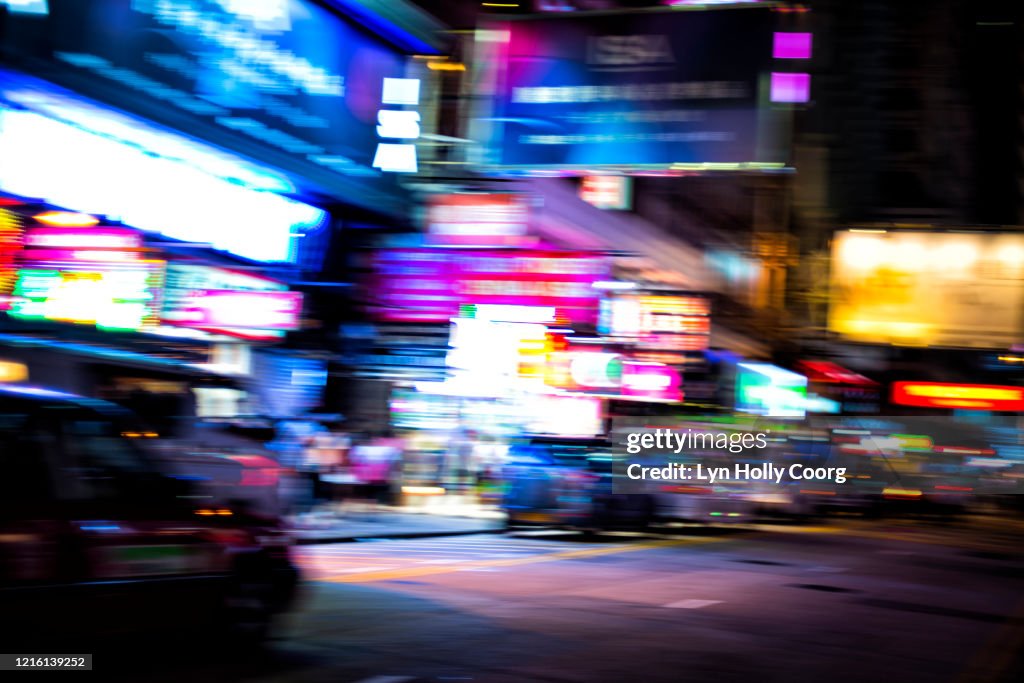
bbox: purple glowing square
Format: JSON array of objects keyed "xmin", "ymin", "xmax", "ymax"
[
  {"xmin": 773, "ymin": 32, "xmax": 812, "ymax": 59},
  {"xmin": 770, "ymin": 72, "xmax": 810, "ymax": 103}
]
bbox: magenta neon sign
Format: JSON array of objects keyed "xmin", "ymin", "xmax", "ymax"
[
  {"xmin": 165, "ymin": 290, "xmax": 302, "ymax": 331},
  {"xmin": 368, "ymin": 248, "xmax": 609, "ymax": 324}
]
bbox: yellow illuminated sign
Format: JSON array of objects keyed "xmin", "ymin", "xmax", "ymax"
[{"xmin": 829, "ymin": 231, "xmax": 1024, "ymax": 348}]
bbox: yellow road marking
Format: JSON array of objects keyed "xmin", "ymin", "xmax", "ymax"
[{"xmin": 318, "ymin": 536, "xmax": 727, "ymax": 584}]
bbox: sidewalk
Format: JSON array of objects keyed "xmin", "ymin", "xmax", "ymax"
[{"xmin": 286, "ymin": 496, "xmax": 506, "ymax": 544}]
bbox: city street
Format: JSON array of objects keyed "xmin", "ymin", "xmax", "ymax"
[
  {"xmin": 2, "ymin": 2, "xmax": 1023, "ymax": 682},
  {"xmin": 103, "ymin": 519, "xmax": 1024, "ymax": 683}
]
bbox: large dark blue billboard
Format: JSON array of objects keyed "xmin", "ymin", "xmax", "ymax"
[
  {"xmin": 477, "ymin": 6, "xmax": 788, "ymax": 171},
  {"xmin": 0, "ymin": 0, "xmax": 421, "ymax": 208}
]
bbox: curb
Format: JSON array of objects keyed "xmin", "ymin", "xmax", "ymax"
[{"xmin": 291, "ymin": 525, "xmax": 506, "ymax": 545}]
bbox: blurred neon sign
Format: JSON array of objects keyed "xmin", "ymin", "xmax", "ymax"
[
  {"xmin": 171, "ymin": 290, "xmax": 301, "ymax": 331},
  {"xmin": 891, "ymin": 382, "xmax": 1024, "ymax": 411},
  {"xmin": 579, "ymin": 176, "xmax": 632, "ymax": 210},
  {"xmin": 369, "ymin": 248, "xmax": 608, "ymax": 324},
  {"xmin": 0, "ymin": 208, "xmax": 23, "ymax": 301},
  {"xmin": 797, "ymin": 360, "xmax": 877, "ymax": 386},
  {"xmin": 0, "ymin": 104, "xmax": 326, "ymax": 262},
  {"xmin": 10, "ymin": 261, "xmax": 165, "ymax": 331},
  {"xmin": 485, "ymin": 6, "xmax": 782, "ymax": 169},
  {"xmin": 1, "ymin": 0, "xmax": 415, "ymax": 192},
  {"xmin": 373, "ymin": 78, "xmax": 421, "ymax": 173},
  {"xmin": 161, "ymin": 264, "xmax": 302, "ymax": 338},
  {"xmin": 735, "ymin": 362, "xmax": 808, "ymax": 418},
  {"xmin": 599, "ymin": 294, "xmax": 710, "ymax": 351},
  {"xmin": 139, "ymin": 0, "xmax": 343, "ymax": 97},
  {"xmin": 25, "ymin": 228, "xmax": 136, "ymax": 250},
  {"xmin": 545, "ymin": 348, "xmax": 682, "ymax": 402},
  {"xmin": 425, "ymin": 194, "xmax": 530, "ymax": 247},
  {"xmin": 621, "ymin": 361, "xmax": 682, "ymax": 402}
]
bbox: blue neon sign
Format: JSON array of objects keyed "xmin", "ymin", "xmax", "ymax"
[{"xmin": 480, "ymin": 7, "xmax": 785, "ymax": 170}]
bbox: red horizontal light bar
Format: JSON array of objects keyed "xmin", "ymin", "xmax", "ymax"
[{"xmin": 891, "ymin": 382, "xmax": 1024, "ymax": 411}]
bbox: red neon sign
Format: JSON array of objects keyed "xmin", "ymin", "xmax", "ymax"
[{"xmin": 891, "ymin": 382, "xmax": 1024, "ymax": 411}]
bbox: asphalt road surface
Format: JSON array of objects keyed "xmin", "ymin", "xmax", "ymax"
[{"xmin": 104, "ymin": 518, "xmax": 1024, "ymax": 683}]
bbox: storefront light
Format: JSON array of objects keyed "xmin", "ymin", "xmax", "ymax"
[{"xmin": 0, "ymin": 103, "xmax": 324, "ymax": 262}]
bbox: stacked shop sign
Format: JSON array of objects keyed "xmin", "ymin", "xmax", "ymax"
[{"xmin": 598, "ymin": 291, "xmax": 712, "ymax": 401}]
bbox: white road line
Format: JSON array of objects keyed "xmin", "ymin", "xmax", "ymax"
[{"xmin": 664, "ymin": 599, "xmax": 722, "ymax": 609}]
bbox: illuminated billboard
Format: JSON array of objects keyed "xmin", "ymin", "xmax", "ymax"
[
  {"xmin": 829, "ymin": 231, "xmax": 1024, "ymax": 348},
  {"xmin": 20, "ymin": 226, "xmax": 143, "ymax": 263},
  {"xmin": 368, "ymin": 249, "xmax": 609, "ymax": 325},
  {"xmin": 1, "ymin": 0, "xmax": 413, "ymax": 198},
  {"xmin": 476, "ymin": 6, "xmax": 786, "ymax": 170},
  {"xmin": 579, "ymin": 176, "xmax": 632, "ymax": 210},
  {"xmin": 161, "ymin": 264, "xmax": 302, "ymax": 339},
  {"xmin": 446, "ymin": 317, "xmax": 549, "ymax": 381},
  {"xmin": 599, "ymin": 294, "xmax": 711, "ymax": 351},
  {"xmin": 735, "ymin": 362, "xmax": 808, "ymax": 418},
  {"xmin": 7, "ymin": 221, "xmax": 164, "ymax": 331},
  {"xmin": 891, "ymin": 382, "xmax": 1024, "ymax": 412},
  {"xmin": 0, "ymin": 88, "xmax": 328, "ymax": 263},
  {"xmin": 9, "ymin": 261, "xmax": 165, "ymax": 332},
  {"xmin": 544, "ymin": 348, "xmax": 683, "ymax": 403},
  {"xmin": 425, "ymin": 194, "xmax": 531, "ymax": 247}
]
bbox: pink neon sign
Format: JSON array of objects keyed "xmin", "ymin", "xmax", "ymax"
[
  {"xmin": 621, "ymin": 361, "xmax": 683, "ymax": 402},
  {"xmin": 368, "ymin": 248, "xmax": 609, "ymax": 324},
  {"xmin": 163, "ymin": 290, "xmax": 302, "ymax": 331},
  {"xmin": 24, "ymin": 227, "xmax": 142, "ymax": 251}
]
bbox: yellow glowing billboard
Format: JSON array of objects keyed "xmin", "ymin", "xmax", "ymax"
[{"xmin": 829, "ymin": 231, "xmax": 1024, "ymax": 348}]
